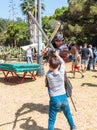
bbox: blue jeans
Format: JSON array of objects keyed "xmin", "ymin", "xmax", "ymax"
[
  {"xmin": 93, "ymin": 57, "xmax": 97, "ymax": 70},
  {"xmin": 48, "ymin": 94, "xmax": 75, "ymax": 130},
  {"xmin": 27, "ymin": 56, "xmax": 33, "ymax": 63}
]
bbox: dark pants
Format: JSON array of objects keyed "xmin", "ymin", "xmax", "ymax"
[{"xmin": 87, "ymin": 58, "xmax": 93, "ymax": 70}]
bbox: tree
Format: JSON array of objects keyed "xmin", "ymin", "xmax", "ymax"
[
  {"xmin": 20, "ymin": 0, "xmax": 36, "ymax": 43},
  {"xmin": 52, "ymin": 6, "xmax": 68, "ymax": 20},
  {"xmin": 20, "ymin": 0, "xmax": 45, "ymax": 43},
  {"xmin": 0, "ymin": 18, "xmax": 10, "ymax": 45},
  {"xmin": 42, "ymin": 6, "xmax": 68, "ymax": 40},
  {"xmin": 59, "ymin": 0, "xmax": 97, "ymax": 46},
  {"xmin": 42, "ymin": 17, "xmax": 59, "ymax": 38},
  {"xmin": 5, "ymin": 21, "xmax": 29, "ymax": 47}
]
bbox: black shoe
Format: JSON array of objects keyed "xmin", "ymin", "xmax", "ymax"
[{"xmin": 81, "ymin": 75, "xmax": 84, "ymax": 78}]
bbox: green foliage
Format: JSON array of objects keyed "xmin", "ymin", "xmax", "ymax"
[
  {"xmin": 1, "ymin": 46, "xmax": 26, "ymax": 60},
  {"xmin": 52, "ymin": 6, "xmax": 68, "ymax": 19},
  {"xmin": 90, "ymin": 5, "xmax": 97, "ymax": 14},
  {"xmin": 1, "ymin": 0, "xmax": 97, "ymax": 47},
  {"xmin": 20, "ymin": 0, "xmax": 35, "ymax": 15},
  {"xmin": 0, "ymin": 18, "xmax": 10, "ymax": 32},
  {"xmin": 42, "ymin": 6, "xmax": 68, "ymax": 39},
  {"xmin": 5, "ymin": 21, "xmax": 29, "ymax": 47},
  {"xmin": 59, "ymin": 0, "xmax": 97, "ymax": 46},
  {"xmin": 0, "ymin": 18, "xmax": 29, "ymax": 47}
]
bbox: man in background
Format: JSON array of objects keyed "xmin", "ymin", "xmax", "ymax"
[{"xmin": 26, "ymin": 46, "xmax": 33, "ymax": 63}]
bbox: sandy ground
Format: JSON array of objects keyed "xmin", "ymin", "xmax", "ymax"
[{"xmin": 0, "ymin": 61, "xmax": 97, "ymax": 130}]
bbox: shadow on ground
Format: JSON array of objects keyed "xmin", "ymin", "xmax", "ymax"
[
  {"xmin": 12, "ymin": 102, "xmax": 61, "ymax": 130},
  {"xmin": 92, "ymin": 75, "xmax": 97, "ymax": 78},
  {"xmin": 0, "ymin": 102, "xmax": 61, "ymax": 130},
  {"xmin": 20, "ymin": 117, "xmax": 61, "ymax": 130},
  {"xmin": 12, "ymin": 103, "xmax": 48, "ymax": 129},
  {"xmin": 81, "ymin": 83, "xmax": 97, "ymax": 87},
  {"xmin": 0, "ymin": 76, "xmax": 38, "ymax": 86}
]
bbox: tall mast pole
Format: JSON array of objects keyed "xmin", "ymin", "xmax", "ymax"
[{"xmin": 37, "ymin": 0, "xmax": 45, "ymax": 76}]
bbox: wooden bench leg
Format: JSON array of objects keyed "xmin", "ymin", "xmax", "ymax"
[
  {"xmin": 29, "ymin": 72, "xmax": 36, "ymax": 80},
  {"xmin": 20, "ymin": 72, "xmax": 27, "ymax": 83}
]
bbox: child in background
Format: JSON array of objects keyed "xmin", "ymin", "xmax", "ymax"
[
  {"xmin": 46, "ymin": 51, "xmax": 77, "ymax": 130},
  {"xmin": 70, "ymin": 43, "xmax": 78, "ymax": 72},
  {"xmin": 73, "ymin": 51, "xmax": 84, "ymax": 78}
]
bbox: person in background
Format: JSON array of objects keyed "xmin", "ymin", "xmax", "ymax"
[
  {"xmin": 79, "ymin": 45, "xmax": 82, "ymax": 55},
  {"xmin": 87, "ymin": 44, "xmax": 93, "ymax": 70},
  {"xmin": 52, "ymin": 33, "xmax": 69, "ymax": 62},
  {"xmin": 46, "ymin": 51, "xmax": 77, "ymax": 130},
  {"xmin": 26, "ymin": 46, "xmax": 33, "ymax": 63},
  {"xmin": 80, "ymin": 43, "xmax": 90, "ymax": 72},
  {"xmin": 42, "ymin": 33, "xmax": 69, "ymax": 63},
  {"xmin": 52, "ymin": 33, "xmax": 64, "ymax": 50},
  {"xmin": 92, "ymin": 47, "xmax": 97, "ymax": 71},
  {"xmin": 70, "ymin": 43, "xmax": 78, "ymax": 72},
  {"xmin": 73, "ymin": 51, "xmax": 84, "ymax": 78}
]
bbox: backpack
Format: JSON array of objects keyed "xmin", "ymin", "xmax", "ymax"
[{"xmin": 45, "ymin": 72, "xmax": 73, "ymax": 98}]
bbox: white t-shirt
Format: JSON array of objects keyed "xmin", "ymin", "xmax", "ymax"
[
  {"xmin": 26, "ymin": 49, "xmax": 32, "ymax": 57},
  {"xmin": 89, "ymin": 48, "xmax": 93, "ymax": 58}
]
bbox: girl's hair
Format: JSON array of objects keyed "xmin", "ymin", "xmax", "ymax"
[{"xmin": 49, "ymin": 56, "xmax": 60, "ymax": 69}]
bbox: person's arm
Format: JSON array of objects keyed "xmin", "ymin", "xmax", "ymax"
[
  {"xmin": 53, "ymin": 51, "xmax": 63, "ymax": 61},
  {"xmin": 53, "ymin": 51, "xmax": 65, "ymax": 72}
]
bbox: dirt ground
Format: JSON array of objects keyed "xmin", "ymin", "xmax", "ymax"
[{"xmin": 0, "ymin": 61, "xmax": 97, "ymax": 130}]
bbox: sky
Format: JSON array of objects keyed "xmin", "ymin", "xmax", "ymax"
[{"xmin": 0, "ymin": 0, "xmax": 68, "ymax": 20}]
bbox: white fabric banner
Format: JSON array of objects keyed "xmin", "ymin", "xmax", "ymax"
[{"xmin": 20, "ymin": 43, "xmax": 45, "ymax": 51}]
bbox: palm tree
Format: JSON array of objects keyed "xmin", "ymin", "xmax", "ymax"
[
  {"xmin": 20, "ymin": 0, "xmax": 45, "ymax": 76},
  {"xmin": 20, "ymin": 0, "xmax": 36, "ymax": 44},
  {"xmin": 20, "ymin": 0, "xmax": 45, "ymax": 44}
]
